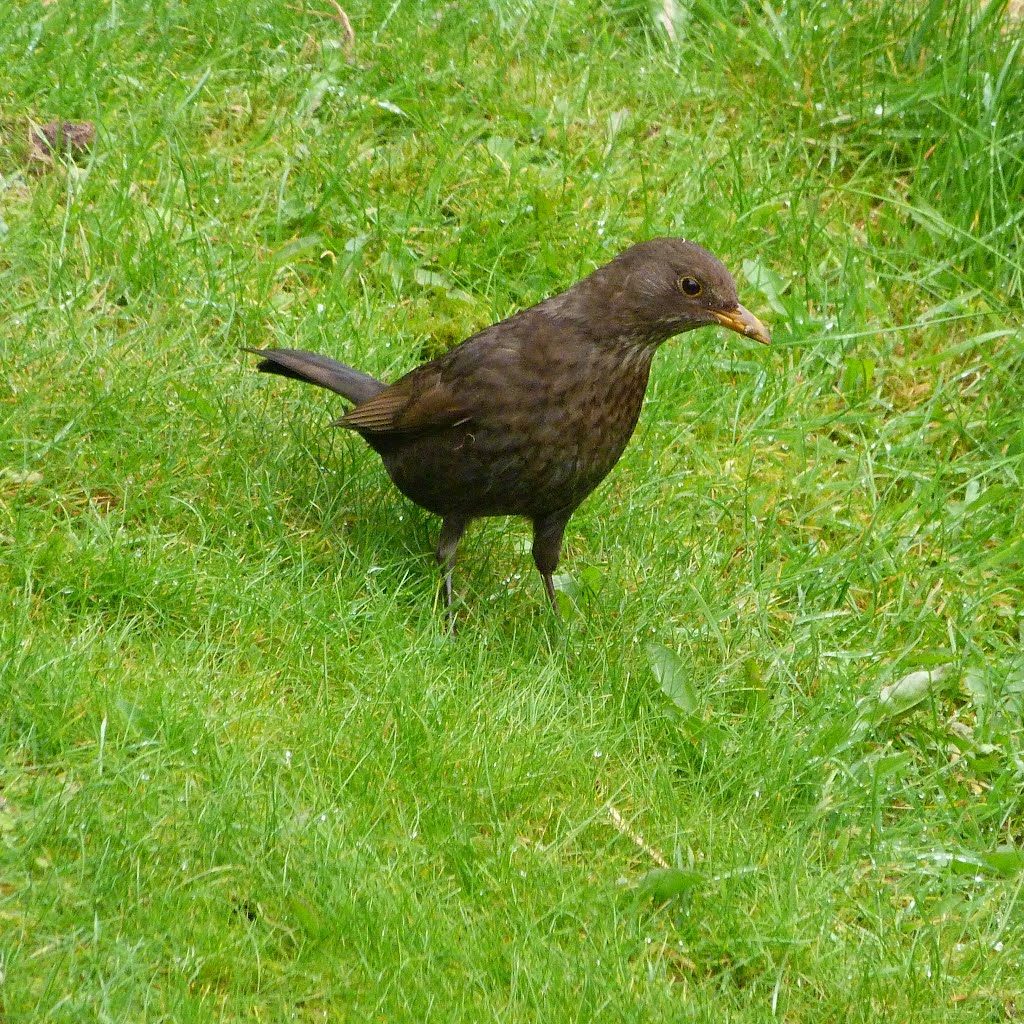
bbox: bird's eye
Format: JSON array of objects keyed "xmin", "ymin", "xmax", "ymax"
[{"xmin": 679, "ymin": 276, "xmax": 702, "ymax": 297}]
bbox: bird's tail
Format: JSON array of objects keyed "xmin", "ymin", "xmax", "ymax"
[{"xmin": 244, "ymin": 348, "xmax": 387, "ymax": 406}]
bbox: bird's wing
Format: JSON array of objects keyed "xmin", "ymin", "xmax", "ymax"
[
  {"xmin": 335, "ymin": 316, "xmax": 535, "ymax": 434},
  {"xmin": 333, "ymin": 367, "xmax": 470, "ymax": 434}
]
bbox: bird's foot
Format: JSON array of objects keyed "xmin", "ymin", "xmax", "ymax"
[{"xmin": 542, "ymin": 573, "xmax": 563, "ymax": 621}]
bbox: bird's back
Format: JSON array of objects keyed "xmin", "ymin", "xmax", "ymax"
[{"xmin": 354, "ymin": 307, "xmax": 657, "ymax": 519}]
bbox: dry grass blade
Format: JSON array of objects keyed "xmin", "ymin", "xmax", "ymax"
[
  {"xmin": 607, "ymin": 803, "xmax": 670, "ymax": 869},
  {"xmin": 291, "ymin": 0, "xmax": 355, "ymax": 54}
]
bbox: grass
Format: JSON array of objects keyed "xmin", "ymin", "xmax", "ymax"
[{"xmin": 1, "ymin": 0, "xmax": 1023, "ymax": 1018}]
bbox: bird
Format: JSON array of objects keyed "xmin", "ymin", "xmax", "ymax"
[{"xmin": 245, "ymin": 237, "xmax": 770, "ymax": 621}]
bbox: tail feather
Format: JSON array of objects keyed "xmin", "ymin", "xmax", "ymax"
[{"xmin": 244, "ymin": 348, "xmax": 387, "ymax": 406}]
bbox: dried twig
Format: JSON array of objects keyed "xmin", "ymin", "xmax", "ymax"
[
  {"xmin": 606, "ymin": 803, "xmax": 670, "ymax": 869},
  {"xmin": 656, "ymin": 0, "xmax": 678, "ymax": 41},
  {"xmin": 325, "ymin": 0, "xmax": 355, "ymax": 50},
  {"xmin": 290, "ymin": 0, "xmax": 355, "ymax": 54}
]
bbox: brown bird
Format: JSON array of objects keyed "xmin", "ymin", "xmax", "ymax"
[{"xmin": 246, "ymin": 238, "xmax": 770, "ymax": 619}]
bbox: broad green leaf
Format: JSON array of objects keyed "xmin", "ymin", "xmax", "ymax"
[
  {"xmin": 980, "ymin": 849, "xmax": 1024, "ymax": 878},
  {"xmin": 413, "ymin": 268, "xmax": 452, "ymax": 290},
  {"xmin": 273, "ymin": 234, "xmax": 324, "ymax": 264},
  {"xmin": 842, "ymin": 357, "xmax": 875, "ymax": 396},
  {"xmin": 645, "ymin": 643, "xmax": 699, "ymax": 716},
  {"xmin": 633, "ymin": 867, "xmax": 703, "ymax": 903},
  {"xmin": 741, "ymin": 257, "xmax": 789, "ymax": 315},
  {"xmin": 878, "ymin": 665, "xmax": 953, "ymax": 717}
]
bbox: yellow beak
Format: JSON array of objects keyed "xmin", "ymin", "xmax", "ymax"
[{"xmin": 713, "ymin": 304, "xmax": 771, "ymax": 345}]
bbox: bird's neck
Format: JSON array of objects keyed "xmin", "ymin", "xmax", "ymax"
[{"xmin": 539, "ymin": 273, "xmax": 678, "ymax": 347}]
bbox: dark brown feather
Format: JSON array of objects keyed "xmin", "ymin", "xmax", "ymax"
[{"xmin": 246, "ymin": 238, "xmax": 770, "ymax": 620}]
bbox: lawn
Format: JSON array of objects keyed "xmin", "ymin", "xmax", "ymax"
[{"xmin": 2, "ymin": 0, "xmax": 1023, "ymax": 1019}]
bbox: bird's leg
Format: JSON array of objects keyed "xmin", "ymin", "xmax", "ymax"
[
  {"xmin": 531, "ymin": 512, "xmax": 570, "ymax": 619},
  {"xmin": 436, "ymin": 516, "xmax": 468, "ymax": 626}
]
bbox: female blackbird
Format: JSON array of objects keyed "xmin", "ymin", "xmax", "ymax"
[{"xmin": 247, "ymin": 238, "xmax": 770, "ymax": 619}]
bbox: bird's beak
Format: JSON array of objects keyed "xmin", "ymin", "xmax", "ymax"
[{"xmin": 713, "ymin": 304, "xmax": 771, "ymax": 345}]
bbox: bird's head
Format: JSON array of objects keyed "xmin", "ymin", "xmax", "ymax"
[{"xmin": 582, "ymin": 237, "xmax": 772, "ymax": 347}]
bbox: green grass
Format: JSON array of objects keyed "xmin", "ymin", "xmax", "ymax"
[{"xmin": 2, "ymin": 0, "xmax": 1023, "ymax": 1018}]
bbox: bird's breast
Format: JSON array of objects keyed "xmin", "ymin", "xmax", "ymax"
[
  {"xmin": 476, "ymin": 339, "xmax": 655, "ymax": 507},
  {"xmin": 376, "ymin": 338, "xmax": 657, "ymax": 519}
]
